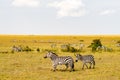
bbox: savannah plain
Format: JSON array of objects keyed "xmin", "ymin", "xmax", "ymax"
[{"xmin": 0, "ymin": 35, "xmax": 120, "ymax": 80}]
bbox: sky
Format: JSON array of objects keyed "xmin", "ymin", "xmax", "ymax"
[{"xmin": 0, "ymin": 0, "xmax": 120, "ymax": 35}]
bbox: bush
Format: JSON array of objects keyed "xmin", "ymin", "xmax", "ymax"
[
  {"xmin": 117, "ymin": 40, "xmax": 120, "ymax": 43},
  {"xmin": 61, "ymin": 44, "xmax": 70, "ymax": 52},
  {"xmin": 61, "ymin": 44, "xmax": 78, "ymax": 52},
  {"xmin": 88, "ymin": 39, "xmax": 102, "ymax": 52},
  {"xmin": 69, "ymin": 47, "xmax": 77, "ymax": 52},
  {"xmin": 36, "ymin": 48, "xmax": 40, "ymax": 52},
  {"xmin": 23, "ymin": 46, "xmax": 33, "ymax": 52}
]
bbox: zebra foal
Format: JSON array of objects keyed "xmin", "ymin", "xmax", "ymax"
[
  {"xmin": 44, "ymin": 51, "xmax": 75, "ymax": 72},
  {"xmin": 74, "ymin": 53, "xmax": 95, "ymax": 69}
]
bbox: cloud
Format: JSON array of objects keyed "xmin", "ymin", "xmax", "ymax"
[
  {"xmin": 99, "ymin": 9, "xmax": 116, "ymax": 16},
  {"xmin": 48, "ymin": 0, "xmax": 86, "ymax": 18},
  {"xmin": 12, "ymin": 0, "xmax": 40, "ymax": 7}
]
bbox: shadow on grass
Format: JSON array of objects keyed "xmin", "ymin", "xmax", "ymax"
[{"xmin": 37, "ymin": 66, "xmax": 96, "ymax": 72}]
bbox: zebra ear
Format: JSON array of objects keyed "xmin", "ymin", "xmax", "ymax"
[{"xmin": 74, "ymin": 53, "xmax": 77, "ymax": 57}]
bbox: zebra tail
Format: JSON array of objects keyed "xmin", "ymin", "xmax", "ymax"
[{"xmin": 72, "ymin": 63, "xmax": 74, "ymax": 69}]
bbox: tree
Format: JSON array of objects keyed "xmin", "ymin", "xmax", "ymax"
[{"xmin": 88, "ymin": 39, "xmax": 102, "ymax": 52}]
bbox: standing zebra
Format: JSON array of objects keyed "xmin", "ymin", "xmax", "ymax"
[
  {"xmin": 74, "ymin": 53, "xmax": 95, "ymax": 69},
  {"xmin": 44, "ymin": 51, "xmax": 75, "ymax": 72}
]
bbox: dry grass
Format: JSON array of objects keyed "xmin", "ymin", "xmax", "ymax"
[{"xmin": 0, "ymin": 35, "xmax": 120, "ymax": 80}]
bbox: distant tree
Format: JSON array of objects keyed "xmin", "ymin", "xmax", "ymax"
[{"xmin": 88, "ymin": 39, "xmax": 102, "ymax": 52}]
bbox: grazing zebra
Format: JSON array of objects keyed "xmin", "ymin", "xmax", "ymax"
[
  {"xmin": 44, "ymin": 51, "xmax": 75, "ymax": 72},
  {"xmin": 51, "ymin": 44, "xmax": 57, "ymax": 48},
  {"xmin": 79, "ymin": 43, "xmax": 85, "ymax": 50},
  {"xmin": 74, "ymin": 53, "xmax": 95, "ymax": 69},
  {"xmin": 116, "ymin": 43, "xmax": 120, "ymax": 47},
  {"xmin": 97, "ymin": 46, "xmax": 113, "ymax": 52},
  {"xmin": 12, "ymin": 45, "xmax": 22, "ymax": 52}
]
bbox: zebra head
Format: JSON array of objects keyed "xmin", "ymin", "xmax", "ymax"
[
  {"xmin": 44, "ymin": 51, "xmax": 58, "ymax": 58},
  {"xmin": 74, "ymin": 53, "xmax": 82, "ymax": 62}
]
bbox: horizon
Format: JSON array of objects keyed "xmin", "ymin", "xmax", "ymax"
[{"xmin": 0, "ymin": 34, "xmax": 120, "ymax": 36}]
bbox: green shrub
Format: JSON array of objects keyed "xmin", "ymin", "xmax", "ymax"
[
  {"xmin": 23, "ymin": 46, "xmax": 33, "ymax": 52},
  {"xmin": 88, "ymin": 39, "xmax": 102, "ymax": 52}
]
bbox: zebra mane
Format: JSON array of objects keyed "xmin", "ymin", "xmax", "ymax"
[{"xmin": 50, "ymin": 52, "xmax": 58, "ymax": 56}]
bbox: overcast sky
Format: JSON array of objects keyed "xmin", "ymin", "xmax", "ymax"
[{"xmin": 0, "ymin": 0, "xmax": 120, "ymax": 35}]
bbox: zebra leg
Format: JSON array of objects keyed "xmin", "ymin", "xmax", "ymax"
[
  {"xmin": 85, "ymin": 63, "xmax": 88, "ymax": 69},
  {"xmin": 82, "ymin": 63, "xmax": 85, "ymax": 69},
  {"xmin": 65, "ymin": 64, "xmax": 68, "ymax": 70},
  {"xmin": 53, "ymin": 64, "xmax": 57, "ymax": 71},
  {"xmin": 89, "ymin": 62, "xmax": 92, "ymax": 69},
  {"xmin": 70, "ymin": 63, "xmax": 75, "ymax": 72},
  {"xmin": 92, "ymin": 60, "xmax": 95, "ymax": 69}
]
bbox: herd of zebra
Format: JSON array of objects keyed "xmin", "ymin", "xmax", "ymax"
[{"xmin": 44, "ymin": 51, "xmax": 95, "ymax": 72}]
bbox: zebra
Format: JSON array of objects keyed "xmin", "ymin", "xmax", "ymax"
[
  {"xmin": 12, "ymin": 45, "xmax": 22, "ymax": 52},
  {"xmin": 44, "ymin": 51, "xmax": 75, "ymax": 72},
  {"xmin": 116, "ymin": 43, "xmax": 120, "ymax": 47},
  {"xmin": 79, "ymin": 43, "xmax": 85, "ymax": 50},
  {"xmin": 97, "ymin": 46, "xmax": 113, "ymax": 52},
  {"xmin": 74, "ymin": 53, "xmax": 95, "ymax": 69}
]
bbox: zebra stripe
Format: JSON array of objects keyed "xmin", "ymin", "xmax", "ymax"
[
  {"xmin": 44, "ymin": 52, "xmax": 74, "ymax": 72},
  {"xmin": 75, "ymin": 53, "xmax": 95, "ymax": 69}
]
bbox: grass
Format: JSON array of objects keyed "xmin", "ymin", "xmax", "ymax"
[
  {"xmin": 0, "ymin": 35, "xmax": 120, "ymax": 80},
  {"xmin": 1, "ymin": 52, "xmax": 120, "ymax": 80}
]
